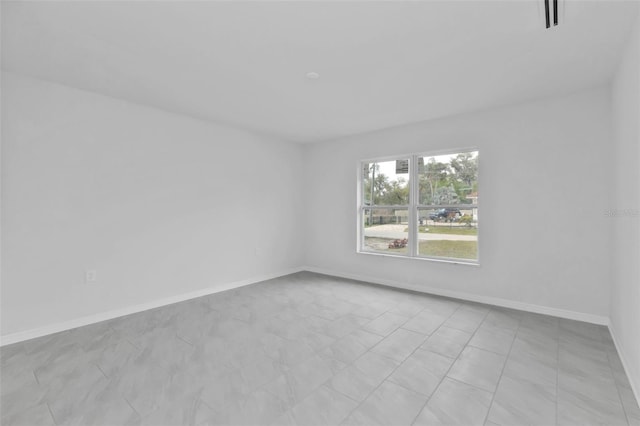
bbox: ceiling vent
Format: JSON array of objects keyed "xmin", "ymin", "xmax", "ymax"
[{"xmin": 544, "ymin": 0, "xmax": 562, "ymax": 29}]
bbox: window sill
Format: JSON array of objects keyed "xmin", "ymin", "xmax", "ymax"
[{"xmin": 356, "ymin": 249, "xmax": 480, "ymax": 266}]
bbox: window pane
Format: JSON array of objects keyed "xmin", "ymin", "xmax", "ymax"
[
  {"xmin": 418, "ymin": 151, "xmax": 478, "ymax": 206},
  {"xmin": 417, "ymin": 208, "xmax": 478, "ymax": 261},
  {"xmin": 362, "ymin": 159, "xmax": 410, "ymax": 206},
  {"xmin": 362, "ymin": 208, "xmax": 409, "ymax": 255}
]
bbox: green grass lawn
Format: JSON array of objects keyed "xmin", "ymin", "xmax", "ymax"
[
  {"xmin": 365, "ymin": 237, "xmax": 477, "ymax": 260},
  {"xmin": 419, "ymin": 240, "xmax": 477, "ymax": 259}
]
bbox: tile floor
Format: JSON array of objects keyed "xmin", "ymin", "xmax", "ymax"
[{"xmin": 1, "ymin": 272, "xmax": 639, "ymax": 425}]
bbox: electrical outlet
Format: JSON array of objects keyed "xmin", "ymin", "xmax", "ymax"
[{"xmin": 85, "ymin": 270, "xmax": 97, "ymax": 283}]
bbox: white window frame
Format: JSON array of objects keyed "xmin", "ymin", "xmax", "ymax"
[{"xmin": 357, "ymin": 149, "xmax": 479, "ymax": 265}]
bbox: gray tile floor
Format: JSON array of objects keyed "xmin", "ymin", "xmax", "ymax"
[{"xmin": 1, "ymin": 272, "xmax": 639, "ymax": 426}]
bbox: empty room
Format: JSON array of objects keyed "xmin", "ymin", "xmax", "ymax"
[{"xmin": 1, "ymin": 1, "xmax": 639, "ymax": 425}]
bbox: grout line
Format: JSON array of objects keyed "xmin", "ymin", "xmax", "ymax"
[
  {"xmin": 444, "ymin": 375, "xmax": 496, "ymax": 393},
  {"xmin": 125, "ymin": 337, "xmax": 141, "ymax": 350},
  {"xmin": 95, "ymin": 363, "xmax": 109, "ymax": 379},
  {"xmin": 361, "ymin": 312, "xmax": 413, "ymax": 338},
  {"xmin": 45, "ymin": 402, "xmax": 58, "ymax": 426},
  {"xmin": 555, "ymin": 318, "xmax": 560, "ymax": 426},
  {"xmin": 466, "ymin": 341, "xmax": 517, "ymax": 358},
  {"xmin": 331, "ymin": 353, "xmax": 402, "ymax": 422},
  {"xmin": 481, "ymin": 312, "xmax": 521, "ymax": 426},
  {"xmin": 124, "ymin": 397, "xmax": 141, "ymax": 418},
  {"xmin": 198, "ymin": 397, "xmax": 221, "ymax": 416},
  {"xmin": 409, "ymin": 304, "xmax": 489, "ymax": 426},
  {"xmin": 605, "ymin": 344, "xmax": 632, "ymax": 425},
  {"xmin": 33, "ymin": 369, "xmax": 43, "ymax": 386},
  {"xmin": 176, "ymin": 334, "xmax": 194, "ymax": 347},
  {"xmin": 608, "ymin": 324, "xmax": 640, "ymax": 409},
  {"xmin": 368, "ymin": 332, "xmax": 428, "ymax": 366},
  {"xmin": 325, "ymin": 303, "xmax": 458, "ymax": 422}
]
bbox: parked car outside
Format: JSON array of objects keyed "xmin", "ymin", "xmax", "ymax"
[{"xmin": 428, "ymin": 208, "xmax": 462, "ymax": 221}]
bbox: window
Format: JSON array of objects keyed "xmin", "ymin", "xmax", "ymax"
[{"xmin": 358, "ymin": 150, "xmax": 478, "ymax": 263}]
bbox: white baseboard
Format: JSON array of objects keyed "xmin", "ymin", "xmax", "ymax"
[
  {"xmin": 0, "ymin": 267, "xmax": 304, "ymax": 347},
  {"xmin": 0, "ymin": 265, "xmax": 611, "ymax": 347},
  {"xmin": 608, "ymin": 324, "xmax": 640, "ymax": 407},
  {"xmin": 3, "ymin": 264, "xmax": 635, "ymax": 409},
  {"xmin": 303, "ymin": 265, "xmax": 610, "ymax": 326}
]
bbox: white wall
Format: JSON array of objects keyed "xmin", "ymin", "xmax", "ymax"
[
  {"xmin": 1, "ymin": 72, "xmax": 304, "ymax": 337},
  {"xmin": 611, "ymin": 16, "xmax": 640, "ymax": 400},
  {"xmin": 304, "ymin": 88, "xmax": 613, "ymax": 322},
  {"xmin": 0, "ymin": 65, "xmax": 630, "ymax": 351}
]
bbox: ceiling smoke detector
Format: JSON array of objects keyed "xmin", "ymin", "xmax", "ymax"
[{"xmin": 306, "ymin": 72, "xmax": 320, "ymax": 80}]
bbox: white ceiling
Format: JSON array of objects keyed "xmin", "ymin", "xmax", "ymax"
[{"xmin": 2, "ymin": 1, "xmax": 638, "ymax": 143}]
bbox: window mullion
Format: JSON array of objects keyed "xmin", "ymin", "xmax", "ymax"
[{"xmin": 409, "ymin": 155, "xmax": 418, "ymax": 257}]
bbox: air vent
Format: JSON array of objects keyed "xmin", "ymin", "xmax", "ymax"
[{"xmin": 544, "ymin": 0, "xmax": 562, "ymax": 29}]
